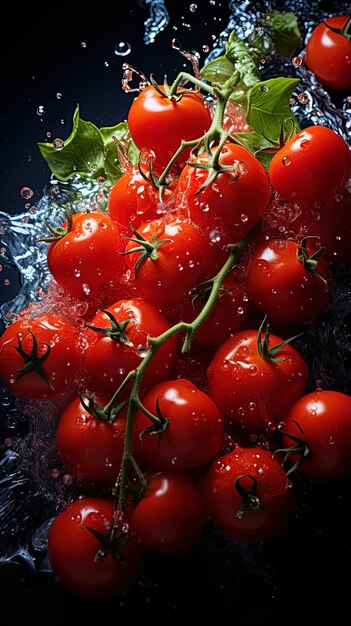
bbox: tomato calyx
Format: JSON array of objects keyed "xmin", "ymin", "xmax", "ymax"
[
  {"xmin": 149, "ymin": 74, "xmax": 196, "ymax": 103},
  {"xmin": 323, "ymin": 16, "xmax": 351, "ymax": 41},
  {"xmin": 234, "ymin": 474, "xmax": 270, "ymax": 519},
  {"xmin": 14, "ymin": 330, "xmax": 54, "ymax": 389},
  {"xmin": 187, "ymin": 140, "xmax": 244, "ymax": 195},
  {"xmin": 137, "ymin": 396, "xmax": 170, "ymax": 441},
  {"xmin": 120, "ymin": 225, "xmax": 172, "ymax": 278},
  {"xmin": 296, "ymin": 236, "xmax": 329, "ymax": 291},
  {"xmin": 274, "ymin": 421, "xmax": 310, "ymax": 475},
  {"xmin": 80, "ymin": 391, "xmax": 127, "ymax": 424},
  {"xmin": 37, "ymin": 208, "xmax": 73, "ymax": 243},
  {"xmin": 87, "ymin": 310, "xmax": 131, "ymax": 344},
  {"xmin": 257, "ymin": 316, "xmax": 302, "ymax": 364},
  {"xmin": 84, "ymin": 524, "xmax": 130, "ymax": 563}
]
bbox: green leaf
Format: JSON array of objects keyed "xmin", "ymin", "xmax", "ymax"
[
  {"xmin": 233, "ymin": 130, "xmax": 274, "ymax": 155},
  {"xmin": 261, "ymin": 10, "xmax": 301, "ymax": 57},
  {"xmin": 246, "ymin": 77, "xmax": 300, "ymax": 142},
  {"xmin": 38, "ymin": 106, "xmax": 139, "ymax": 186},
  {"xmin": 200, "ymin": 55, "xmax": 235, "ymax": 84},
  {"xmin": 225, "ymin": 31, "xmax": 261, "ymax": 88},
  {"xmin": 38, "ymin": 105, "xmax": 105, "ymax": 181}
]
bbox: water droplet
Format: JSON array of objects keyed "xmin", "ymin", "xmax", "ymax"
[
  {"xmin": 256, "ymin": 259, "xmax": 270, "ymax": 274},
  {"xmin": 115, "ymin": 41, "xmax": 131, "ymax": 56},
  {"xmin": 298, "ymin": 92, "xmax": 309, "ymax": 105},
  {"xmin": 136, "ymin": 344, "xmax": 148, "ymax": 358},
  {"xmin": 209, "ymin": 229, "xmax": 221, "ymax": 243},
  {"xmin": 260, "ymin": 85, "xmax": 268, "ymax": 93},
  {"xmin": 46, "ymin": 131, "xmax": 52, "ymax": 138},
  {"xmin": 74, "ymin": 268, "xmax": 81, "ymax": 277},
  {"xmin": 69, "ymin": 513, "xmax": 82, "ymax": 525},
  {"xmin": 335, "ymin": 193, "xmax": 343, "ymax": 202},
  {"xmin": 249, "ymin": 365, "xmax": 258, "ymax": 376},
  {"xmin": 241, "ymin": 213, "xmax": 248, "ymax": 223},
  {"xmin": 20, "ymin": 186, "xmax": 34, "ymax": 200},
  {"xmin": 171, "ymin": 456, "xmax": 178, "ymax": 465},
  {"xmin": 62, "ymin": 473, "xmax": 74, "ymax": 486},
  {"xmin": 300, "ymin": 139, "xmax": 310, "ymax": 150},
  {"xmin": 190, "ymin": 3, "xmax": 197, "ymax": 11},
  {"xmin": 202, "ymin": 44, "xmax": 209, "ymax": 52},
  {"xmin": 292, "ymin": 56, "xmax": 302, "ymax": 68},
  {"xmin": 249, "ymin": 402, "xmax": 257, "ymax": 410},
  {"xmin": 36, "ymin": 105, "xmax": 46, "ymax": 116},
  {"xmin": 282, "ymin": 157, "xmax": 291, "ymax": 166},
  {"xmin": 4, "ymin": 438, "xmax": 12, "ymax": 447},
  {"xmin": 328, "ymin": 436, "xmax": 335, "ymax": 446},
  {"xmin": 104, "ymin": 61, "xmax": 109, "ymax": 67},
  {"xmin": 82, "ymin": 283, "xmax": 90, "ymax": 295},
  {"xmin": 237, "ymin": 306, "xmax": 244, "ymax": 315},
  {"xmin": 289, "ymin": 97, "xmax": 296, "ymax": 105},
  {"xmin": 81, "ymin": 42, "xmax": 87, "ymax": 48},
  {"xmin": 53, "ymin": 138, "xmax": 64, "ymax": 151},
  {"xmin": 60, "ymin": 118, "xmax": 65, "ymax": 125},
  {"xmin": 4, "ymin": 278, "xmax": 10, "ymax": 286},
  {"xmin": 56, "ymin": 92, "xmax": 63, "ymax": 99}
]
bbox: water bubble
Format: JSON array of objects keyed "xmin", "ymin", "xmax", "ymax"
[
  {"xmin": 104, "ymin": 61, "xmax": 109, "ymax": 67},
  {"xmin": 209, "ymin": 229, "xmax": 221, "ymax": 243},
  {"xmin": 136, "ymin": 345, "xmax": 148, "ymax": 358},
  {"xmin": 60, "ymin": 118, "xmax": 65, "ymax": 125},
  {"xmin": 292, "ymin": 56, "xmax": 302, "ymax": 68},
  {"xmin": 46, "ymin": 131, "xmax": 52, "ymax": 138},
  {"xmin": 82, "ymin": 283, "xmax": 90, "ymax": 295},
  {"xmin": 115, "ymin": 41, "xmax": 131, "ymax": 56},
  {"xmin": 20, "ymin": 187, "xmax": 34, "ymax": 200},
  {"xmin": 189, "ymin": 3, "xmax": 197, "ymax": 11},
  {"xmin": 282, "ymin": 157, "xmax": 291, "ymax": 166},
  {"xmin": 81, "ymin": 42, "xmax": 87, "ymax": 48},
  {"xmin": 202, "ymin": 44, "xmax": 209, "ymax": 52},
  {"xmin": 249, "ymin": 402, "xmax": 257, "ymax": 411},
  {"xmin": 298, "ymin": 92, "xmax": 309, "ymax": 105},
  {"xmin": 36, "ymin": 105, "xmax": 46, "ymax": 116},
  {"xmin": 241, "ymin": 213, "xmax": 248, "ymax": 223},
  {"xmin": 69, "ymin": 513, "xmax": 82, "ymax": 525},
  {"xmin": 260, "ymin": 85, "xmax": 269, "ymax": 94},
  {"xmin": 4, "ymin": 438, "xmax": 13, "ymax": 447},
  {"xmin": 62, "ymin": 473, "xmax": 74, "ymax": 486},
  {"xmin": 51, "ymin": 468, "xmax": 60, "ymax": 479},
  {"xmin": 237, "ymin": 306, "xmax": 244, "ymax": 315},
  {"xmin": 328, "ymin": 436, "xmax": 335, "ymax": 446},
  {"xmin": 4, "ymin": 278, "xmax": 10, "ymax": 286},
  {"xmin": 74, "ymin": 269, "xmax": 81, "ymax": 277},
  {"xmin": 289, "ymin": 97, "xmax": 296, "ymax": 105},
  {"xmin": 53, "ymin": 138, "xmax": 64, "ymax": 151},
  {"xmin": 56, "ymin": 92, "xmax": 63, "ymax": 99}
]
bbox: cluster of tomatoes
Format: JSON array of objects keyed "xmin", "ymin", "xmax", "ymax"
[{"xmin": 1, "ymin": 42, "xmax": 351, "ymax": 597}]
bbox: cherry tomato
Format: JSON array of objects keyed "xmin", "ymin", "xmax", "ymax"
[
  {"xmin": 207, "ymin": 328, "xmax": 308, "ymax": 431},
  {"xmin": 130, "ymin": 471, "xmax": 206, "ymax": 555},
  {"xmin": 124, "ymin": 217, "xmax": 214, "ymax": 305},
  {"xmin": 108, "ymin": 166, "xmax": 177, "ymax": 239},
  {"xmin": 0, "ymin": 314, "xmax": 81, "ymax": 400},
  {"xmin": 178, "ymin": 143, "xmax": 270, "ymax": 243},
  {"xmin": 269, "ymin": 126, "xmax": 350, "ymax": 205},
  {"xmin": 47, "ymin": 212, "xmax": 125, "ymax": 301},
  {"xmin": 135, "ymin": 378, "xmax": 224, "ymax": 469},
  {"xmin": 180, "ymin": 269, "xmax": 248, "ymax": 348},
  {"xmin": 128, "ymin": 85, "xmax": 212, "ymax": 169},
  {"xmin": 202, "ymin": 447, "xmax": 296, "ymax": 541},
  {"xmin": 83, "ymin": 299, "xmax": 177, "ymax": 396},
  {"xmin": 282, "ymin": 390, "xmax": 351, "ymax": 481},
  {"xmin": 246, "ymin": 238, "xmax": 331, "ymax": 324},
  {"xmin": 305, "ymin": 16, "xmax": 351, "ymax": 90},
  {"xmin": 48, "ymin": 498, "xmax": 144, "ymax": 597},
  {"xmin": 56, "ymin": 396, "xmax": 128, "ymax": 482}
]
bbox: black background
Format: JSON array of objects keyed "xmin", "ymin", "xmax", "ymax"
[{"xmin": 1, "ymin": 1, "xmax": 351, "ymax": 624}]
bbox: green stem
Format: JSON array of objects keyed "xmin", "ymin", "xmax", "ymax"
[
  {"xmin": 169, "ymin": 71, "xmax": 215, "ymax": 97},
  {"xmin": 112, "ymin": 224, "xmax": 258, "ymax": 525}
]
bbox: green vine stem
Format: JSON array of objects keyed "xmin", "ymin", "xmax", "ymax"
[{"xmin": 109, "ymin": 225, "xmax": 258, "ymax": 539}]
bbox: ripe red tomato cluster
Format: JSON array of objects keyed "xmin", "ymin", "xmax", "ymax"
[{"xmin": 1, "ymin": 78, "xmax": 351, "ymax": 599}]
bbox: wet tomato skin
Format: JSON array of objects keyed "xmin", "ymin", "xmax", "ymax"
[
  {"xmin": 203, "ymin": 447, "xmax": 296, "ymax": 541},
  {"xmin": 207, "ymin": 330, "xmax": 308, "ymax": 431},
  {"xmin": 269, "ymin": 126, "xmax": 351, "ymax": 205},
  {"xmin": 47, "ymin": 212, "xmax": 125, "ymax": 300},
  {"xmin": 282, "ymin": 390, "xmax": 351, "ymax": 481},
  {"xmin": 128, "ymin": 85, "xmax": 212, "ymax": 169},
  {"xmin": 305, "ymin": 16, "xmax": 351, "ymax": 90},
  {"xmin": 135, "ymin": 378, "xmax": 224, "ymax": 469},
  {"xmin": 130, "ymin": 471, "xmax": 207, "ymax": 555},
  {"xmin": 0, "ymin": 314, "xmax": 81, "ymax": 400},
  {"xmin": 246, "ymin": 239, "xmax": 331, "ymax": 324},
  {"xmin": 83, "ymin": 299, "xmax": 177, "ymax": 396},
  {"xmin": 48, "ymin": 498, "xmax": 144, "ymax": 597},
  {"xmin": 56, "ymin": 396, "xmax": 127, "ymax": 482}
]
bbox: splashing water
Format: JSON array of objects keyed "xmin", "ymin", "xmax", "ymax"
[{"xmin": 0, "ymin": 0, "xmax": 351, "ymax": 579}]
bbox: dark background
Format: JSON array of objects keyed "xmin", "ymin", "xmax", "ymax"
[{"xmin": 1, "ymin": 1, "xmax": 350, "ymax": 624}]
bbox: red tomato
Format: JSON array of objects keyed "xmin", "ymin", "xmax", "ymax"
[
  {"xmin": 178, "ymin": 143, "xmax": 270, "ymax": 243},
  {"xmin": 202, "ymin": 447, "xmax": 296, "ymax": 541},
  {"xmin": 135, "ymin": 378, "xmax": 224, "ymax": 469},
  {"xmin": 108, "ymin": 166, "xmax": 177, "ymax": 239},
  {"xmin": 48, "ymin": 498, "xmax": 144, "ymax": 597},
  {"xmin": 0, "ymin": 314, "xmax": 81, "ymax": 400},
  {"xmin": 128, "ymin": 85, "xmax": 211, "ymax": 169},
  {"xmin": 207, "ymin": 328, "xmax": 308, "ymax": 431},
  {"xmin": 47, "ymin": 212, "xmax": 125, "ymax": 301},
  {"xmin": 305, "ymin": 16, "xmax": 351, "ymax": 90},
  {"xmin": 282, "ymin": 390, "xmax": 351, "ymax": 481},
  {"xmin": 56, "ymin": 396, "xmax": 127, "ymax": 482},
  {"xmin": 83, "ymin": 299, "xmax": 177, "ymax": 396},
  {"xmin": 246, "ymin": 238, "xmax": 331, "ymax": 324},
  {"xmin": 269, "ymin": 126, "xmax": 350, "ymax": 205},
  {"xmin": 124, "ymin": 217, "xmax": 214, "ymax": 305},
  {"xmin": 130, "ymin": 471, "xmax": 206, "ymax": 555},
  {"xmin": 180, "ymin": 270, "xmax": 248, "ymax": 348}
]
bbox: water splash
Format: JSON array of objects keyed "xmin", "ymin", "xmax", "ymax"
[{"xmin": 144, "ymin": 0, "xmax": 170, "ymax": 45}]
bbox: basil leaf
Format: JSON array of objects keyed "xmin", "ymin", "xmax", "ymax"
[
  {"xmin": 38, "ymin": 106, "xmax": 105, "ymax": 181},
  {"xmin": 100, "ymin": 122, "xmax": 138, "ymax": 184},
  {"xmin": 38, "ymin": 106, "xmax": 138, "ymax": 186},
  {"xmin": 200, "ymin": 55, "xmax": 235, "ymax": 84},
  {"xmin": 225, "ymin": 31, "xmax": 261, "ymax": 88},
  {"xmin": 246, "ymin": 77, "xmax": 300, "ymax": 141},
  {"xmin": 261, "ymin": 10, "xmax": 301, "ymax": 57},
  {"xmin": 233, "ymin": 130, "xmax": 274, "ymax": 155}
]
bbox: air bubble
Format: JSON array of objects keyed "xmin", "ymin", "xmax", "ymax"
[
  {"xmin": 202, "ymin": 44, "xmax": 209, "ymax": 52},
  {"xmin": 115, "ymin": 41, "xmax": 131, "ymax": 56},
  {"xmin": 20, "ymin": 187, "xmax": 34, "ymax": 200},
  {"xmin": 81, "ymin": 42, "xmax": 87, "ymax": 48},
  {"xmin": 56, "ymin": 92, "xmax": 63, "ymax": 99},
  {"xmin": 189, "ymin": 3, "xmax": 197, "ymax": 12},
  {"xmin": 36, "ymin": 105, "xmax": 46, "ymax": 116}
]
